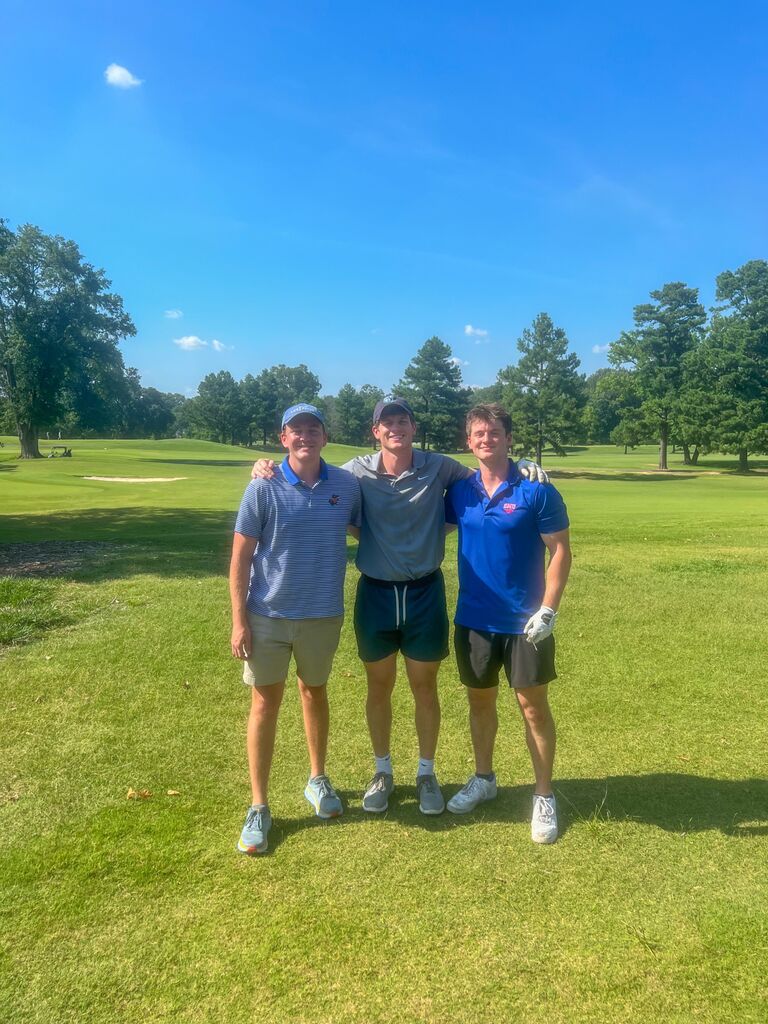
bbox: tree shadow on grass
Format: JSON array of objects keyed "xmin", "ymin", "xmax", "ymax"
[
  {"xmin": 548, "ymin": 471, "xmax": 700, "ymax": 482},
  {"xmin": 0, "ymin": 507, "xmax": 237, "ymax": 581},
  {"xmin": 141, "ymin": 458, "xmax": 262, "ymax": 467},
  {"xmin": 263, "ymin": 775, "xmax": 768, "ymax": 849}
]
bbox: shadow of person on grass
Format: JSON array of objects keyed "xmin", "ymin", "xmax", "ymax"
[{"xmin": 261, "ymin": 774, "xmax": 768, "ymax": 850}]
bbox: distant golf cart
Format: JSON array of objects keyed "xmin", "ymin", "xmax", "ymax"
[{"xmin": 48, "ymin": 445, "xmax": 73, "ymax": 458}]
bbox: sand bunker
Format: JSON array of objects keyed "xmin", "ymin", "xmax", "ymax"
[{"xmin": 83, "ymin": 476, "xmax": 188, "ymax": 483}]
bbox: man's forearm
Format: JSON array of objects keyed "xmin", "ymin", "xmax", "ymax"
[
  {"xmin": 229, "ymin": 535, "xmax": 256, "ymax": 625},
  {"xmin": 229, "ymin": 559, "xmax": 250, "ymax": 625},
  {"xmin": 542, "ymin": 546, "xmax": 572, "ymax": 611}
]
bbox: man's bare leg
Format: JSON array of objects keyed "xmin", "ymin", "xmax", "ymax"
[
  {"xmin": 298, "ymin": 678, "xmax": 329, "ymax": 779},
  {"xmin": 466, "ymin": 685, "xmax": 499, "ymax": 775},
  {"xmin": 247, "ymin": 682, "xmax": 285, "ymax": 805},
  {"xmin": 404, "ymin": 657, "xmax": 441, "ymax": 760},
  {"xmin": 514, "ymin": 684, "xmax": 556, "ymax": 795},
  {"xmin": 364, "ymin": 654, "xmax": 397, "ymax": 757}
]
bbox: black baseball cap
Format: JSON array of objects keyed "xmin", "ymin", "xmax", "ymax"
[{"xmin": 372, "ymin": 397, "xmax": 415, "ymax": 424}]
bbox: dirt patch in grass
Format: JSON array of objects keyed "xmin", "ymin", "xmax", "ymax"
[{"xmin": 0, "ymin": 541, "xmax": 125, "ymax": 578}]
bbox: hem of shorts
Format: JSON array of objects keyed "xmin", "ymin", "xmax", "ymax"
[
  {"xmin": 506, "ymin": 671, "xmax": 557, "ymax": 690},
  {"xmin": 357, "ymin": 647, "xmax": 449, "ymax": 663}
]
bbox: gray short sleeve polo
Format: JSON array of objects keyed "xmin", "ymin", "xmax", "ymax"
[{"xmin": 342, "ymin": 451, "xmax": 471, "ymax": 581}]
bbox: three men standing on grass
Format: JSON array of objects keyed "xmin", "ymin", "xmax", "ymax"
[{"xmin": 232, "ymin": 397, "xmax": 570, "ymax": 851}]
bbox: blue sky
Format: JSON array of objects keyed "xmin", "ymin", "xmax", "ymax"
[{"xmin": 2, "ymin": 1, "xmax": 766, "ymax": 397}]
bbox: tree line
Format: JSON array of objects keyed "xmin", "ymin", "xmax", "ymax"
[{"xmin": 2, "ymin": 219, "xmax": 767, "ymax": 468}]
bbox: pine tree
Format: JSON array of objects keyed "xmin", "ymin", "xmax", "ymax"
[
  {"xmin": 497, "ymin": 313, "xmax": 584, "ymax": 464},
  {"xmin": 395, "ymin": 337, "xmax": 470, "ymax": 450}
]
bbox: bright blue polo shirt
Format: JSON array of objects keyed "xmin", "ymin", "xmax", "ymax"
[
  {"xmin": 234, "ymin": 458, "xmax": 361, "ymax": 619},
  {"xmin": 445, "ymin": 461, "xmax": 569, "ymax": 634}
]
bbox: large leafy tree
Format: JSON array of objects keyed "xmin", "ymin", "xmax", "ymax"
[
  {"xmin": 248, "ymin": 364, "xmax": 321, "ymax": 446},
  {"xmin": 0, "ymin": 221, "xmax": 135, "ymax": 457},
  {"xmin": 609, "ymin": 282, "xmax": 706, "ymax": 470},
  {"xmin": 497, "ymin": 313, "xmax": 584, "ymax": 464},
  {"xmin": 185, "ymin": 371, "xmax": 245, "ymax": 445},
  {"xmin": 584, "ymin": 368, "xmax": 645, "ymax": 447},
  {"xmin": 334, "ymin": 383, "xmax": 368, "ymax": 445},
  {"xmin": 395, "ymin": 337, "xmax": 470, "ymax": 450},
  {"xmin": 685, "ymin": 261, "xmax": 768, "ymax": 471}
]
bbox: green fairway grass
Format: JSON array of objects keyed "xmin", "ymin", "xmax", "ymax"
[{"xmin": 1, "ymin": 437, "xmax": 767, "ymax": 1023}]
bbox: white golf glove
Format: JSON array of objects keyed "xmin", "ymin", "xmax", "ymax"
[
  {"xmin": 517, "ymin": 459, "xmax": 549, "ymax": 484},
  {"xmin": 523, "ymin": 605, "xmax": 557, "ymax": 646}
]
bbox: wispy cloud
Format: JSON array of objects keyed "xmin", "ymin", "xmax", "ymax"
[
  {"xmin": 464, "ymin": 324, "xmax": 489, "ymax": 342},
  {"xmin": 449, "ymin": 356, "xmax": 469, "ymax": 367},
  {"xmin": 592, "ymin": 343, "xmax": 610, "ymax": 354},
  {"xmin": 164, "ymin": 309, "xmax": 183, "ymax": 320},
  {"xmin": 174, "ymin": 335, "xmax": 207, "ymax": 351},
  {"xmin": 104, "ymin": 63, "xmax": 143, "ymax": 89},
  {"xmin": 173, "ymin": 334, "xmax": 232, "ymax": 353}
]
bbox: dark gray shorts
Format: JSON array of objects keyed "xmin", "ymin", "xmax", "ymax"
[{"xmin": 454, "ymin": 624, "xmax": 557, "ymax": 689}]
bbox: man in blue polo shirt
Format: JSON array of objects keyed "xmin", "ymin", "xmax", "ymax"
[
  {"xmin": 230, "ymin": 403, "xmax": 361, "ymax": 854},
  {"xmin": 444, "ymin": 403, "xmax": 572, "ymax": 843}
]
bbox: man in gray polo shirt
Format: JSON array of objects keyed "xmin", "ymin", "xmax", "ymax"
[
  {"xmin": 251, "ymin": 397, "xmax": 544, "ymax": 818},
  {"xmin": 231, "ymin": 403, "xmax": 361, "ymax": 854}
]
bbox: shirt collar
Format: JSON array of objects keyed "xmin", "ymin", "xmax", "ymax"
[
  {"xmin": 374, "ymin": 447, "xmax": 425, "ymax": 474},
  {"xmin": 280, "ymin": 457, "xmax": 328, "ymax": 485},
  {"xmin": 472, "ymin": 459, "xmax": 520, "ymax": 494}
]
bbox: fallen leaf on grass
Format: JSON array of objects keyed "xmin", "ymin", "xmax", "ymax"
[
  {"xmin": 126, "ymin": 788, "xmax": 152, "ymax": 800},
  {"xmin": 676, "ymin": 755, "xmax": 691, "ymax": 762},
  {"xmin": 166, "ymin": 790, "xmax": 181, "ymax": 797}
]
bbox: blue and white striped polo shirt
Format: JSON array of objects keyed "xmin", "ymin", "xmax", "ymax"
[{"xmin": 234, "ymin": 458, "xmax": 361, "ymax": 619}]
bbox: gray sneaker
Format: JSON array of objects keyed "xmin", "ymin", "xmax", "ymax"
[
  {"xmin": 447, "ymin": 774, "xmax": 497, "ymax": 814},
  {"xmin": 362, "ymin": 772, "xmax": 394, "ymax": 813},
  {"xmin": 416, "ymin": 774, "xmax": 445, "ymax": 815}
]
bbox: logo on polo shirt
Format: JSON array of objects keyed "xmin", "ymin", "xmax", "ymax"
[
  {"xmin": 329, "ymin": 495, "xmax": 340, "ymax": 505},
  {"xmin": 503, "ymin": 502, "xmax": 517, "ymax": 514}
]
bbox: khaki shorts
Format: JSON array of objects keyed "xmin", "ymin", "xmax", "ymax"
[{"xmin": 242, "ymin": 612, "xmax": 344, "ymax": 688}]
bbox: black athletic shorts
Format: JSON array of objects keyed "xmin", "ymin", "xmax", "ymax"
[
  {"xmin": 354, "ymin": 570, "xmax": 450, "ymax": 663},
  {"xmin": 454, "ymin": 624, "xmax": 557, "ymax": 689}
]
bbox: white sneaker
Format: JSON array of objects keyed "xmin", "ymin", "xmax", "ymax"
[
  {"xmin": 447, "ymin": 774, "xmax": 497, "ymax": 814},
  {"xmin": 531, "ymin": 793, "xmax": 558, "ymax": 844}
]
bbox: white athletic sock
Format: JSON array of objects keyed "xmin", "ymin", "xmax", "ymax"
[
  {"xmin": 375, "ymin": 754, "xmax": 392, "ymax": 775},
  {"xmin": 417, "ymin": 757, "xmax": 435, "ymax": 777}
]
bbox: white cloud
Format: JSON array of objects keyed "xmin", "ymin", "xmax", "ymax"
[
  {"xmin": 448, "ymin": 356, "xmax": 469, "ymax": 367},
  {"xmin": 174, "ymin": 335, "xmax": 207, "ymax": 351},
  {"xmin": 464, "ymin": 324, "xmax": 488, "ymax": 339},
  {"xmin": 592, "ymin": 343, "xmax": 610, "ymax": 354},
  {"xmin": 105, "ymin": 63, "xmax": 143, "ymax": 89},
  {"xmin": 211, "ymin": 339, "xmax": 233, "ymax": 352},
  {"xmin": 164, "ymin": 309, "xmax": 183, "ymax": 320}
]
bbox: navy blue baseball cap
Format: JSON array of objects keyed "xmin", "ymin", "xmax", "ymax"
[
  {"xmin": 281, "ymin": 403, "xmax": 326, "ymax": 428},
  {"xmin": 372, "ymin": 397, "xmax": 415, "ymax": 424}
]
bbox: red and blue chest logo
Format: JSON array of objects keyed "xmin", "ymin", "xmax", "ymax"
[{"xmin": 502, "ymin": 502, "xmax": 517, "ymax": 514}]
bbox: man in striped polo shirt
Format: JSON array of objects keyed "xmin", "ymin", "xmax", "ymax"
[{"xmin": 230, "ymin": 403, "xmax": 361, "ymax": 854}]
